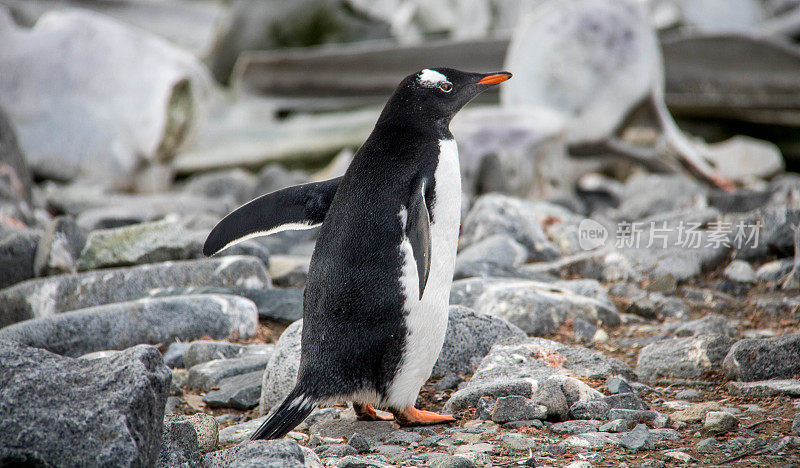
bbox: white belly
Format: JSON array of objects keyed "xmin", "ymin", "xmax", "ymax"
[{"xmin": 385, "ymin": 139, "xmax": 461, "ymax": 409}]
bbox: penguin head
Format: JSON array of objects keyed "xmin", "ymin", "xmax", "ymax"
[{"xmin": 382, "ymin": 68, "xmax": 512, "ymax": 126}]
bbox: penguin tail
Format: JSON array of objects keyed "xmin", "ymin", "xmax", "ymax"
[{"xmin": 251, "ymin": 389, "xmax": 317, "ymax": 440}]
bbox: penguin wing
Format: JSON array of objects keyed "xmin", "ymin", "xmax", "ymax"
[
  {"xmin": 203, "ymin": 177, "xmax": 341, "ymax": 256},
  {"xmin": 406, "ymin": 177, "xmax": 432, "ymax": 300}
]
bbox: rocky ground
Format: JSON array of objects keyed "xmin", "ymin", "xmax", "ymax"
[{"xmin": 2, "ymin": 147, "xmax": 799, "ymax": 467}]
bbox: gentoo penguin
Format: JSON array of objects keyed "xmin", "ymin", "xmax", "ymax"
[{"xmin": 203, "ymin": 68, "xmax": 512, "ymax": 440}]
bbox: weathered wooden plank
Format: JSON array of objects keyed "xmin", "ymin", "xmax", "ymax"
[
  {"xmin": 231, "ymin": 38, "xmax": 509, "ymax": 102},
  {"xmin": 662, "ymin": 33, "xmax": 800, "ymax": 126}
]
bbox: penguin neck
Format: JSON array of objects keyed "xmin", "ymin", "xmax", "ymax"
[{"xmin": 374, "ymin": 100, "xmax": 454, "ymax": 142}]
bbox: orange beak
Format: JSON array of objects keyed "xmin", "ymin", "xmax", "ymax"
[{"xmin": 477, "ymin": 72, "xmax": 512, "ymax": 85}]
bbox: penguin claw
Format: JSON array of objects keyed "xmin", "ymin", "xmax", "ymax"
[
  {"xmin": 394, "ymin": 406, "xmax": 457, "ymax": 426},
  {"xmin": 354, "ymin": 403, "xmax": 395, "ymax": 421}
]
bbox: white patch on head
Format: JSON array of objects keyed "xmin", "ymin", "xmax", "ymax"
[
  {"xmin": 418, "ymin": 69, "xmax": 448, "ymax": 87},
  {"xmin": 386, "ymin": 139, "xmax": 461, "ymax": 410}
]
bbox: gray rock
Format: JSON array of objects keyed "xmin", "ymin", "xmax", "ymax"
[
  {"xmin": 569, "ymin": 400, "xmax": 611, "ymax": 420},
  {"xmin": 670, "ymin": 401, "xmax": 721, "ymax": 424},
  {"xmin": 549, "ymin": 420, "xmax": 601, "ymax": 435},
  {"xmin": 696, "ymin": 437, "xmax": 719, "ymax": 453},
  {"xmin": 675, "ymin": 389, "xmax": 703, "ymax": 401},
  {"xmin": 455, "ymin": 234, "xmax": 529, "ymax": 271},
  {"xmin": 183, "ymin": 340, "xmax": 273, "ymax": 369},
  {"xmin": 0, "ymin": 256, "xmax": 270, "ymax": 328},
  {"xmin": 491, "ymin": 396, "xmax": 547, "ymax": 423},
  {"xmin": 0, "ymin": 342, "xmax": 170, "ymax": 466},
  {"xmin": 792, "ymin": 413, "xmax": 800, "ymax": 435},
  {"xmin": 620, "ymin": 424, "xmax": 653, "ymax": 451},
  {"xmin": 188, "ymin": 354, "xmax": 269, "ymax": 392},
  {"xmin": 599, "ymin": 419, "xmax": 629, "ymax": 433},
  {"xmin": 383, "ymin": 431, "xmax": 423, "ymax": 445},
  {"xmin": 163, "ymin": 341, "xmax": 190, "ymax": 368},
  {"xmin": 337, "ymin": 455, "xmax": 394, "ymax": 468},
  {"xmin": 613, "ymin": 175, "xmax": 707, "ymax": 222},
  {"xmin": 472, "ymin": 280, "xmax": 620, "ymax": 336},
  {"xmin": 703, "ymin": 411, "xmax": 739, "ymax": 435},
  {"xmin": 270, "ymin": 254, "xmax": 311, "ymax": 288},
  {"xmin": 164, "ymin": 413, "xmax": 218, "ymax": 453},
  {"xmin": 158, "ymin": 419, "xmax": 202, "ymax": 468},
  {"xmin": 723, "ymin": 333, "xmax": 800, "ymax": 381},
  {"xmin": 672, "ymin": 314, "xmax": 736, "ymax": 337},
  {"xmin": 316, "ymin": 443, "xmax": 358, "ymax": 457},
  {"xmin": 606, "ymin": 375, "xmax": 634, "ymax": 394},
  {"xmin": 725, "ymin": 379, "xmax": 800, "ymax": 397},
  {"xmin": 33, "ymin": 216, "xmax": 86, "ymax": 277},
  {"xmin": 77, "ymin": 220, "xmax": 270, "ymax": 270},
  {"xmin": 649, "ymin": 428, "xmax": 681, "ymax": 442},
  {"xmin": 432, "ymin": 305, "xmax": 525, "ymax": 379},
  {"xmin": 602, "ymin": 393, "xmax": 649, "ymax": 411},
  {"xmin": 348, "ymin": 433, "xmax": 371, "ymax": 453},
  {"xmin": 427, "ymin": 455, "xmax": 478, "ymax": 468},
  {"xmin": 0, "ymin": 8, "xmax": 211, "ymax": 186},
  {"xmin": 247, "ymin": 287, "xmax": 304, "ymax": 323},
  {"xmin": 572, "ymin": 318, "xmax": 599, "ymax": 343},
  {"xmin": 203, "ymin": 370, "xmax": 263, "ymax": 410},
  {"xmin": 724, "ymin": 260, "xmax": 756, "ymax": 283},
  {"xmin": 459, "ymin": 194, "xmax": 566, "ymax": 260},
  {"xmin": 533, "ymin": 378, "xmax": 571, "ymax": 421},
  {"xmin": 636, "ymin": 334, "xmax": 736, "ymax": 381},
  {"xmin": 183, "ymin": 168, "xmax": 257, "ymax": 205},
  {"xmin": 202, "ymin": 439, "xmax": 306, "ymax": 467},
  {"xmin": 149, "ymin": 286, "xmax": 303, "ymax": 323},
  {"xmin": 310, "ymin": 420, "xmax": 395, "ymax": 444},
  {"xmin": 444, "ymin": 379, "xmax": 535, "ymax": 414},
  {"xmin": 0, "ymin": 230, "xmax": 39, "ymax": 289},
  {"xmin": 0, "ymin": 295, "xmax": 258, "ymax": 357},
  {"xmin": 259, "ymin": 319, "xmax": 303, "ymax": 414},
  {"xmin": 217, "ymin": 416, "xmax": 267, "ymax": 446},
  {"xmin": 608, "ymin": 409, "xmax": 658, "ymax": 423}
]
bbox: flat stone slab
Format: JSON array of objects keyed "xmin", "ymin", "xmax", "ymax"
[
  {"xmin": 0, "ymin": 256, "xmax": 269, "ymax": 328},
  {"xmin": 0, "ymin": 295, "xmax": 258, "ymax": 357},
  {"xmin": 187, "ymin": 354, "xmax": 270, "ymax": 392},
  {"xmin": 204, "ymin": 370, "xmax": 263, "ymax": 410},
  {"xmin": 726, "ymin": 379, "xmax": 800, "ymax": 397}
]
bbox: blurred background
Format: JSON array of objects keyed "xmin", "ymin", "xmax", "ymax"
[{"xmin": 0, "ymin": 0, "xmax": 798, "ymax": 200}]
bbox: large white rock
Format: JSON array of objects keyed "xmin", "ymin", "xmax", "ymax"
[
  {"xmin": 502, "ymin": 0, "xmax": 660, "ymax": 144},
  {"xmin": 0, "ymin": 8, "xmax": 212, "ymax": 185}
]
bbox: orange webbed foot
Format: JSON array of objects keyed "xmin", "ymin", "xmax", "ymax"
[
  {"xmin": 354, "ymin": 403, "xmax": 395, "ymax": 421},
  {"xmin": 393, "ymin": 406, "xmax": 457, "ymax": 426}
]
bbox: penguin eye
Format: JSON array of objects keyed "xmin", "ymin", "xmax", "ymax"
[{"xmin": 438, "ymin": 82, "xmax": 453, "ymax": 92}]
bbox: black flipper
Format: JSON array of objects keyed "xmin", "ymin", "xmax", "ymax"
[
  {"xmin": 406, "ymin": 177, "xmax": 432, "ymax": 300},
  {"xmin": 203, "ymin": 177, "xmax": 341, "ymax": 256},
  {"xmin": 251, "ymin": 389, "xmax": 316, "ymax": 440}
]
